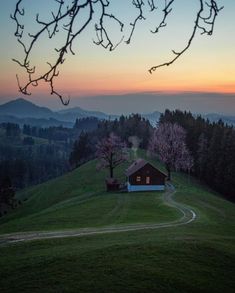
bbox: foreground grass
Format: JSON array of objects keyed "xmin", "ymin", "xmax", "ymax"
[
  {"xmin": 0, "ymin": 156, "xmax": 234, "ymax": 292},
  {"xmin": 0, "ymin": 228, "xmax": 234, "ymax": 293}
]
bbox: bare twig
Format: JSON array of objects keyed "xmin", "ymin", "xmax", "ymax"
[
  {"xmin": 151, "ymin": 0, "xmax": 175, "ymax": 34},
  {"xmin": 149, "ymin": 0, "xmax": 223, "ymax": 73},
  {"xmin": 11, "ymin": 0, "xmax": 222, "ymax": 104}
]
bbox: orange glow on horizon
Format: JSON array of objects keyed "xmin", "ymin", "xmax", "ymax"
[{"xmin": 1, "ymin": 69, "xmax": 234, "ymax": 98}]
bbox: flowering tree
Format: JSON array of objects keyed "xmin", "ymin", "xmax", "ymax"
[
  {"xmin": 12, "ymin": 0, "xmax": 222, "ymax": 104},
  {"xmin": 96, "ymin": 133, "xmax": 128, "ymax": 178},
  {"xmin": 149, "ymin": 122, "xmax": 193, "ymax": 180}
]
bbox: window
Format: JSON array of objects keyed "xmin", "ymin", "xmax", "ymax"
[
  {"xmin": 136, "ymin": 176, "xmax": 141, "ymax": 182},
  {"xmin": 146, "ymin": 176, "xmax": 150, "ymax": 184}
]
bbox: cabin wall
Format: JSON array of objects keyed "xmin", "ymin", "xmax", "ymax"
[
  {"xmin": 127, "ymin": 182, "xmax": 165, "ymax": 192},
  {"xmin": 128, "ymin": 163, "xmax": 166, "ymax": 186}
]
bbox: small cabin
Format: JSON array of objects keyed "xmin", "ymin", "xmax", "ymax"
[{"xmin": 125, "ymin": 159, "xmax": 167, "ymax": 192}]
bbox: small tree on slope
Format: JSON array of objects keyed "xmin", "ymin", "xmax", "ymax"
[
  {"xmin": 149, "ymin": 122, "xmax": 193, "ymax": 180},
  {"xmin": 96, "ymin": 133, "xmax": 128, "ymax": 179}
]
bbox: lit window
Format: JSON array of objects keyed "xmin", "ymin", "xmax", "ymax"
[
  {"xmin": 146, "ymin": 177, "xmax": 150, "ymax": 184},
  {"xmin": 136, "ymin": 176, "xmax": 141, "ymax": 182}
]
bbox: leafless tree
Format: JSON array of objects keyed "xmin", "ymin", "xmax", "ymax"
[
  {"xmin": 96, "ymin": 133, "xmax": 128, "ymax": 178},
  {"xmin": 12, "ymin": 0, "xmax": 223, "ymax": 104}
]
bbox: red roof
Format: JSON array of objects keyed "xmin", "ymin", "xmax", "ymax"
[{"xmin": 125, "ymin": 158, "xmax": 167, "ymax": 177}]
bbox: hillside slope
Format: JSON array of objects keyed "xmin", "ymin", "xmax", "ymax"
[
  {"xmin": 0, "ymin": 159, "xmax": 179, "ymax": 234},
  {"xmin": 0, "ymin": 157, "xmax": 234, "ymax": 293}
]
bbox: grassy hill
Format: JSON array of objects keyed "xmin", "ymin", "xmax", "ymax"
[
  {"xmin": 0, "ymin": 156, "xmax": 234, "ymax": 292},
  {"xmin": 0, "ymin": 159, "xmax": 179, "ymax": 233}
]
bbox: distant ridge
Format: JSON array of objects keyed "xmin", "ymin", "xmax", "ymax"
[
  {"xmin": 0, "ymin": 115, "xmax": 73, "ymax": 128},
  {"xmin": 0, "ymin": 98, "xmax": 117, "ymax": 127},
  {"xmin": 0, "ymin": 98, "xmax": 234, "ymax": 128},
  {"xmin": 0, "ymin": 98, "xmax": 54, "ymax": 119},
  {"xmin": 57, "ymin": 106, "xmax": 118, "ymax": 122}
]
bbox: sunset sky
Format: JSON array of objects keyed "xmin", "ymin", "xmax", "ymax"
[{"xmin": 0, "ymin": 0, "xmax": 234, "ymax": 113}]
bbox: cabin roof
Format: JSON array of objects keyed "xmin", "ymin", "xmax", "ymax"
[
  {"xmin": 126, "ymin": 158, "xmax": 167, "ymax": 177},
  {"xmin": 125, "ymin": 159, "xmax": 147, "ymax": 177}
]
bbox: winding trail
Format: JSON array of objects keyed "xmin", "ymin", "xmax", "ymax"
[{"xmin": 0, "ymin": 183, "xmax": 197, "ymax": 246}]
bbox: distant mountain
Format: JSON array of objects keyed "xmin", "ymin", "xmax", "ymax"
[
  {"xmin": 58, "ymin": 106, "xmax": 118, "ymax": 121},
  {"xmin": 0, "ymin": 98, "xmax": 118, "ymax": 127},
  {"xmin": 0, "ymin": 115, "xmax": 73, "ymax": 128},
  {"xmin": 203, "ymin": 113, "xmax": 235, "ymax": 127},
  {"xmin": 0, "ymin": 98, "xmax": 54, "ymax": 119},
  {"xmin": 1, "ymin": 98, "xmax": 234, "ymax": 128},
  {"xmin": 142, "ymin": 111, "xmax": 161, "ymax": 126}
]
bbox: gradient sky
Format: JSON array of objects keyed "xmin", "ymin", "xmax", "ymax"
[{"xmin": 0, "ymin": 0, "xmax": 235, "ymax": 113}]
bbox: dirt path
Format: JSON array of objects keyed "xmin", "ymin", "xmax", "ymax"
[{"xmin": 0, "ymin": 183, "xmax": 197, "ymax": 246}]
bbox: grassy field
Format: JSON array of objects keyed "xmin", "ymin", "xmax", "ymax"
[
  {"xmin": 0, "ymin": 159, "xmax": 179, "ymax": 234},
  {"xmin": 0, "ymin": 156, "xmax": 234, "ymax": 292},
  {"xmin": 0, "ymin": 131, "xmax": 49, "ymax": 147}
]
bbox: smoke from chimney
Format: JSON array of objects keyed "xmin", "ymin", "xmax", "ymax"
[{"xmin": 128, "ymin": 136, "xmax": 142, "ymax": 159}]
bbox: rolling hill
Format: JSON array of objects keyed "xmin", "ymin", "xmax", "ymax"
[
  {"xmin": 1, "ymin": 98, "xmax": 235, "ymax": 129},
  {"xmin": 0, "ymin": 98, "xmax": 54, "ymax": 119},
  {"xmin": 0, "ymin": 155, "xmax": 234, "ymax": 292},
  {"xmin": 0, "ymin": 98, "xmax": 158, "ymax": 127},
  {"xmin": 0, "ymin": 98, "xmax": 116, "ymax": 127}
]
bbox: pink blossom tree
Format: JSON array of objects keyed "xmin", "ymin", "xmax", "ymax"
[
  {"xmin": 96, "ymin": 133, "xmax": 128, "ymax": 179},
  {"xmin": 149, "ymin": 123, "xmax": 194, "ymax": 180}
]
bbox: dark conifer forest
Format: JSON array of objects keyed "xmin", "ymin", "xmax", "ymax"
[
  {"xmin": 159, "ymin": 110, "xmax": 235, "ymax": 201},
  {"xmin": 1, "ymin": 112, "xmax": 235, "ymax": 202}
]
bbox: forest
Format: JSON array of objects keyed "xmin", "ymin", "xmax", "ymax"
[
  {"xmin": 0, "ymin": 117, "xmax": 99, "ymax": 189},
  {"xmin": 159, "ymin": 110, "xmax": 235, "ymax": 201},
  {"xmin": 71, "ymin": 111, "xmax": 235, "ymax": 201},
  {"xmin": 1, "ymin": 110, "xmax": 235, "ymax": 212}
]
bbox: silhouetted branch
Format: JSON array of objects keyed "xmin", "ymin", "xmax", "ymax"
[
  {"xmin": 12, "ymin": 0, "xmax": 222, "ymax": 104},
  {"xmin": 126, "ymin": 0, "xmax": 145, "ymax": 45},
  {"xmin": 151, "ymin": 0, "xmax": 175, "ymax": 34},
  {"xmin": 149, "ymin": 0, "xmax": 223, "ymax": 73}
]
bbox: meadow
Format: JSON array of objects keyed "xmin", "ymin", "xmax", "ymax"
[{"xmin": 0, "ymin": 157, "xmax": 234, "ymax": 292}]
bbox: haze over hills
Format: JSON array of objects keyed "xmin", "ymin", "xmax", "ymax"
[
  {"xmin": 0, "ymin": 98, "xmax": 54, "ymax": 119},
  {"xmin": 57, "ymin": 106, "xmax": 119, "ymax": 122},
  {"xmin": 0, "ymin": 98, "xmax": 115, "ymax": 127},
  {"xmin": 0, "ymin": 98, "xmax": 161, "ymax": 127},
  {"xmin": 0, "ymin": 115, "xmax": 74, "ymax": 128},
  {"xmin": 0, "ymin": 98, "xmax": 234, "ymax": 128},
  {"xmin": 55, "ymin": 92, "xmax": 235, "ymax": 116}
]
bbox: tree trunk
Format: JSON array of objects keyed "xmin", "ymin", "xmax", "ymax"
[
  {"xmin": 110, "ymin": 153, "xmax": 114, "ymax": 178},
  {"xmin": 166, "ymin": 166, "xmax": 171, "ymax": 181},
  {"xmin": 110, "ymin": 167, "xmax": 114, "ymax": 178}
]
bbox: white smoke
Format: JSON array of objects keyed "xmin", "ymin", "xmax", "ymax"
[{"xmin": 128, "ymin": 136, "xmax": 142, "ymax": 159}]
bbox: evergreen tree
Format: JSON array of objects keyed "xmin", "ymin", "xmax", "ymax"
[
  {"xmin": 69, "ymin": 132, "xmax": 93, "ymax": 168},
  {"xmin": 0, "ymin": 176, "xmax": 16, "ymax": 210}
]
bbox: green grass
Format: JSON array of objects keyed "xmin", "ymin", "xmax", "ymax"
[
  {"xmin": 0, "ymin": 154, "xmax": 234, "ymax": 292},
  {"xmin": 0, "ymin": 159, "xmax": 179, "ymax": 233},
  {"xmin": 22, "ymin": 134, "xmax": 49, "ymax": 145},
  {"xmin": 0, "ymin": 132, "xmax": 49, "ymax": 148}
]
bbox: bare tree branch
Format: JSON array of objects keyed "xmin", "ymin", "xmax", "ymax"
[
  {"xmin": 151, "ymin": 0, "xmax": 175, "ymax": 34},
  {"xmin": 11, "ymin": 0, "xmax": 222, "ymax": 104},
  {"xmin": 149, "ymin": 0, "xmax": 223, "ymax": 73}
]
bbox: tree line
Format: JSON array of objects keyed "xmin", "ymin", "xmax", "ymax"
[
  {"xmin": 0, "ymin": 118, "xmax": 100, "ymax": 192},
  {"xmin": 1, "ymin": 110, "xmax": 234, "ymax": 214},
  {"xmin": 160, "ymin": 110, "xmax": 235, "ymax": 201},
  {"xmin": 71, "ymin": 111, "xmax": 235, "ymax": 201},
  {"xmin": 69, "ymin": 114, "xmax": 153, "ymax": 168}
]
